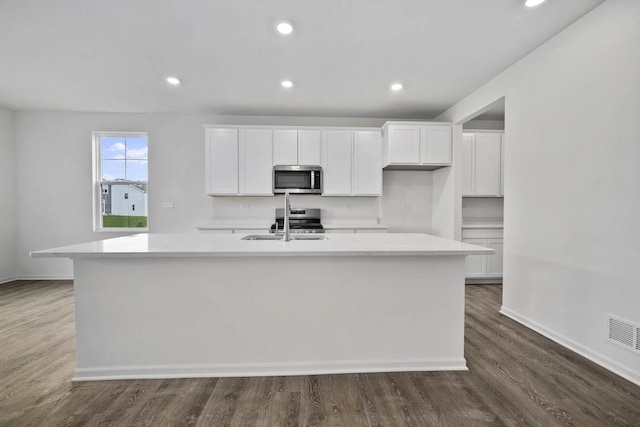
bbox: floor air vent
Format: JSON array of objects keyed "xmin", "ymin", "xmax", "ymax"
[{"xmin": 607, "ymin": 315, "xmax": 640, "ymax": 354}]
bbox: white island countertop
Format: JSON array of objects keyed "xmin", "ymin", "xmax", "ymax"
[{"xmin": 31, "ymin": 233, "xmax": 493, "ymax": 259}]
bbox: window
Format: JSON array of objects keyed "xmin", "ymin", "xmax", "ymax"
[{"xmin": 93, "ymin": 132, "xmax": 148, "ymax": 231}]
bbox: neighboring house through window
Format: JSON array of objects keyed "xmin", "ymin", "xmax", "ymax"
[{"xmin": 93, "ymin": 132, "xmax": 148, "ymax": 231}]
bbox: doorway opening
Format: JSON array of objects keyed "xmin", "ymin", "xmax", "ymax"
[{"xmin": 457, "ymin": 97, "xmax": 505, "ymax": 286}]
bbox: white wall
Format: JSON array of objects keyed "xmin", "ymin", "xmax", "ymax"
[
  {"xmin": 0, "ymin": 108, "xmax": 16, "ymax": 283},
  {"xmin": 438, "ymin": 0, "xmax": 640, "ymax": 385},
  {"xmin": 14, "ymin": 112, "xmax": 437, "ymax": 278},
  {"xmin": 381, "ymin": 171, "xmax": 433, "ymax": 233},
  {"xmin": 463, "ymin": 119, "xmax": 504, "ymax": 130}
]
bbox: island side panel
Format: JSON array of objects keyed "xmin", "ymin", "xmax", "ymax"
[{"xmin": 72, "ymin": 255, "xmax": 466, "ymax": 380}]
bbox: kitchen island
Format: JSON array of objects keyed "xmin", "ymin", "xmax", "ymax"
[{"xmin": 32, "ymin": 233, "xmax": 492, "ymax": 381}]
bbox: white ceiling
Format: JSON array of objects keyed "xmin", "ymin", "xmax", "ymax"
[{"xmin": 0, "ymin": 0, "xmax": 604, "ymax": 119}]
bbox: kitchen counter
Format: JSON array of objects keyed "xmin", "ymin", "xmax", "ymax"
[
  {"xmin": 32, "ymin": 233, "xmax": 491, "ymax": 381},
  {"xmin": 32, "ymin": 232, "xmax": 489, "ymax": 259}
]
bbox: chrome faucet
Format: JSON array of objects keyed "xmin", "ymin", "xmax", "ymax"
[{"xmin": 283, "ymin": 191, "xmax": 291, "ymax": 241}]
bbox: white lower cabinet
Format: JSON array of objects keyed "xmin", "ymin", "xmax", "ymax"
[
  {"xmin": 462, "ymin": 229, "xmax": 503, "ymax": 279},
  {"xmin": 324, "ymin": 228, "xmax": 388, "ymax": 234}
]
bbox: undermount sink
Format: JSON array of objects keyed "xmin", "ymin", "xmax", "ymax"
[{"xmin": 241, "ymin": 234, "xmax": 328, "ymax": 241}]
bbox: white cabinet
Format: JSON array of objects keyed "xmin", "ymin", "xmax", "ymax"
[
  {"xmin": 321, "ymin": 131, "xmax": 353, "ymax": 196},
  {"xmin": 461, "ymin": 132, "xmax": 504, "ymax": 197},
  {"xmin": 382, "ymin": 122, "xmax": 452, "ymax": 169},
  {"xmin": 298, "ymin": 130, "xmax": 322, "ymax": 165},
  {"xmin": 387, "ymin": 125, "xmax": 420, "ymax": 164},
  {"xmin": 273, "ymin": 130, "xmax": 321, "ymax": 166},
  {"xmin": 273, "ymin": 130, "xmax": 298, "ymax": 165},
  {"xmin": 420, "ymin": 126, "xmax": 452, "ymax": 164},
  {"xmin": 462, "ymin": 228, "xmax": 503, "ymax": 280},
  {"xmin": 239, "ymin": 129, "xmax": 273, "ymax": 195},
  {"xmin": 205, "ymin": 128, "xmax": 239, "ymax": 195},
  {"xmin": 353, "ymin": 131, "xmax": 382, "ymax": 196},
  {"xmin": 205, "ymin": 128, "xmax": 272, "ymax": 196},
  {"xmin": 321, "ymin": 130, "xmax": 382, "ymax": 197},
  {"xmin": 206, "ymin": 126, "xmax": 381, "ymax": 197}
]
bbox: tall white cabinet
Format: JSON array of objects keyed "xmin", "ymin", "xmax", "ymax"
[{"xmin": 461, "ymin": 131, "xmax": 504, "ymax": 197}]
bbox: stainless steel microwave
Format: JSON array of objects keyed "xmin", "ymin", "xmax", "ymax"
[{"xmin": 273, "ymin": 165, "xmax": 322, "ymax": 194}]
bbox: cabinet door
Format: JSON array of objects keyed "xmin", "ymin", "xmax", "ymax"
[
  {"xmin": 321, "ymin": 131, "xmax": 352, "ymax": 195},
  {"xmin": 460, "ymin": 133, "xmax": 476, "ymax": 196},
  {"xmin": 420, "ymin": 126, "xmax": 452, "ymax": 164},
  {"xmin": 462, "ymin": 238, "xmax": 487, "ymax": 277},
  {"xmin": 273, "ymin": 130, "xmax": 298, "ymax": 165},
  {"xmin": 500, "ymin": 134, "xmax": 505, "ymax": 197},
  {"xmin": 298, "ymin": 130, "xmax": 321, "ymax": 165},
  {"xmin": 474, "ymin": 133, "xmax": 502, "ymax": 196},
  {"xmin": 205, "ymin": 129, "xmax": 239, "ymax": 194},
  {"xmin": 352, "ymin": 131, "xmax": 382, "ymax": 196},
  {"xmin": 239, "ymin": 129, "xmax": 273, "ymax": 195},
  {"xmin": 388, "ymin": 126, "xmax": 420, "ymax": 164},
  {"xmin": 486, "ymin": 238, "xmax": 504, "ymax": 276}
]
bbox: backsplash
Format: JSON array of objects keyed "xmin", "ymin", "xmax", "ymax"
[
  {"xmin": 211, "ymin": 195, "xmax": 379, "ymax": 221},
  {"xmin": 210, "ymin": 170, "xmax": 435, "ymax": 232}
]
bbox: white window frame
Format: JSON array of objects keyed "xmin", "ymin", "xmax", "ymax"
[{"xmin": 92, "ymin": 131, "xmax": 149, "ymax": 232}]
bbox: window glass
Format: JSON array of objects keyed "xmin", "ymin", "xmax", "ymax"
[{"xmin": 95, "ymin": 133, "xmax": 148, "ymax": 230}]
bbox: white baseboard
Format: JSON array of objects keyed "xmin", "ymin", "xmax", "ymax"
[
  {"xmin": 16, "ymin": 274, "xmax": 73, "ymax": 281},
  {"xmin": 500, "ymin": 306, "xmax": 640, "ymax": 387},
  {"xmin": 0, "ymin": 275, "xmax": 18, "ymax": 285},
  {"xmin": 73, "ymin": 357, "xmax": 468, "ymax": 381}
]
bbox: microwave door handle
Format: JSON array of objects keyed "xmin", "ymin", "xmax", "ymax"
[{"xmin": 311, "ymin": 171, "xmax": 315, "ymax": 189}]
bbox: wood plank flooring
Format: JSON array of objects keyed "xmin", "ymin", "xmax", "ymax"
[{"xmin": 1, "ymin": 280, "xmax": 638, "ymax": 426}]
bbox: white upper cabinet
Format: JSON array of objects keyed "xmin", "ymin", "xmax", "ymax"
[
  {"xmin": 387, "ymin": 126, "xmax": 420, "ymax": 164},
  {"xmin": 272, "ymin": 129, "xmax": 321, "ymax": 166},
  {"xmin": 239, "ymin": 129, "xmax": 273, "ymax": 195},
  {"xmin": 205, "ymin": 128, "xmax": 239, "ymax": 195},
  {"xmin": 298, "ymin": 130, "xmax": 322, "ymax": 165},
  {"xmin": 382, "ymin": 122, "xmax": 452, "ymax": 169},
  {"xmin": 206, "ymin": 126, "xmax": 381, "ymax": 197},
  {"xmin": 420, "ymin": 126, "xmax": 452, "ymax": 164},
  {"xmin": 462, "ymin": 132, "xmax": 503, "ymax": 197},
  {"xmin": 205, "ymin": 127, "xmax": 272, "ymax": 196},
  {"xmin": 321, "ymin": 130, "xmax": 353, "ymax": 196},
  {"xmin": 273, "ymin": 130, "xmax": 298, "ymax": 165},
  {"xmin": 353, "ymin": 131, "xmax": 382, "ymax": 196}
]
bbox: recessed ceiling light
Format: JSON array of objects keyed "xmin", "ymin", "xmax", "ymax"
[
  {"xmin": 390, "ymin": 83, "xmax": 403, "ymax": 91},
  {"xmin": 166, "ymin": 77, "xmax": 181, "ymax": 85},
  {"xmin": 525, "ymin": 0, "xmax": 545, "ymax": 7},
  {"xmin": 276, "ymin": 21, "xmax": 294, "ymax": 35},
  {"xmin": 281, "ymin": 80, "xmax": 294, "ymax": 88}
]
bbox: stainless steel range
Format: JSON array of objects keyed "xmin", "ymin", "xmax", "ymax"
[{"xmin": 270, "ymin": 208, "xmax": 324, "ymax": 234}]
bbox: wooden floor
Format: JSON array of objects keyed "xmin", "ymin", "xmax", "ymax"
[{"xmin": 0, "ymin": 281, "xmax": 638, "ymax": 426}]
